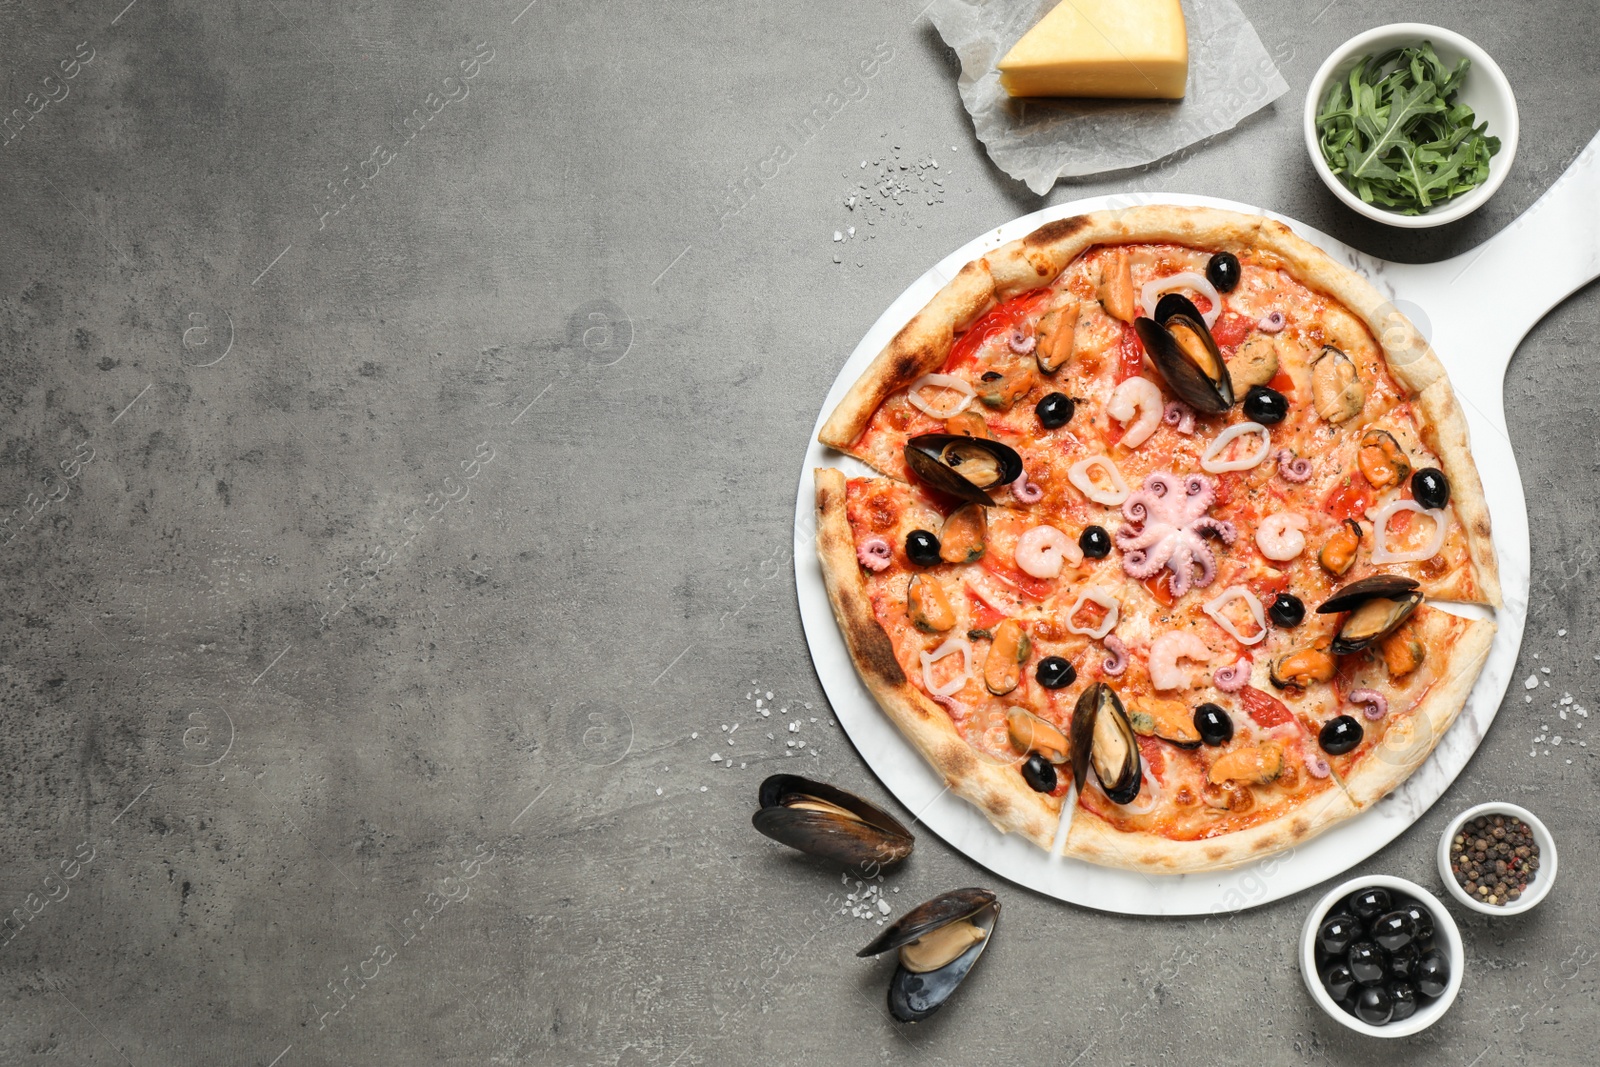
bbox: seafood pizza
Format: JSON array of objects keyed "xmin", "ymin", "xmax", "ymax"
[{"xmin": 814, "ymin": 206, "xmax": 1498, "ymax": 873}]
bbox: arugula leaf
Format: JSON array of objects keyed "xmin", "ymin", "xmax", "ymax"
[{"xmin": 1315, "ymin": 42, "xmax": 1501, "ymax": 215}]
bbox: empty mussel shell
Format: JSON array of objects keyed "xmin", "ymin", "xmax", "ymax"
[
  {"xmin": 1134, "ymin": 294, "xmax": 1234, "ymax": 414},
  {"xmin": 752, "ymin": 775, "xmax": 914, "ymax": 870},
  {"xmin": 1317, "ymin": 574, "xmax": 1423, "ymax": 655},
  {"xmin": 903, "ymin": 434, "xmax": 1024, "ymax": 506},
  {"xmin": 1070, "ymin": 683, "xmax": 1142, "ymax": 805},
  {"xmin": 857, "ymin": 887, "xmax": 999, "ymax": 1022}
]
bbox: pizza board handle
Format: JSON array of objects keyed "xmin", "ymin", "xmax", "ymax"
[{"xmin": 1427, "ymin": 127, "xmax": 1600, "ymax": 370}]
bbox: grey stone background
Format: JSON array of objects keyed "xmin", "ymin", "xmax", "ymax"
[{"xmin": 0, "ymin": 0, "xmax": 1595, "ymax": 1064}]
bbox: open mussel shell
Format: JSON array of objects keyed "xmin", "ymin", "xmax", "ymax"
[
  {"xmin": 1317, "ymin": 574, "xmax": 1423, "ymax": 655},
  {"xmin": 1134, "ymin": 293, "xmax": 1234, "ymax": 414},
  {"xmin": 857, "ymin": 888, "xmax": 999, "ymax": 1023},
  {"xmin": 752, "ymin": 775, "xmax": 914, "ymax": 870},
  {"xmin": 903, "ymin": 434, "xmax": 1024, "ymax": 506},
  {"xmin": 1070, "ymin": 683, "xmax": 1142, "ymax": 805}
]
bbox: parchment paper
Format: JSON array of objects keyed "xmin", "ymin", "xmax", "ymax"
[{"xmin": 928, "ymin": 0, "xmax": 1289, "ymax": 193}]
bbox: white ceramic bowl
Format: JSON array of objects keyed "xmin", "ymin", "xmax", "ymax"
[
  {"xmin": 1303, "ymin": 23, "xmax": 1519, "ymax": 228},
  {"xmin": 1437, "ymin": 802, "xmax": 1558, "ymax": 915},
  {"xmin": 1299, "ymin": 874, "xmax": 1463, "ymax": 1037}
]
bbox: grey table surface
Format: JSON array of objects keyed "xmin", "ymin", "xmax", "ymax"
[{"xmin": 1, "ymin": 1, "xmax": 1597, "ymax": 1064}]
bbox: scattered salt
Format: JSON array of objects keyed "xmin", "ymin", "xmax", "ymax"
[
  {"xmin": 1524, "ymin": 675, "xmax": 1539, "ymax": 690},
  {"xmin": 709, "ymin": 753, "xmax": 722, "ymax": 762}
]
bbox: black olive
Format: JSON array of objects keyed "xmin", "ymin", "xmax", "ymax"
[
  {"xmin": 1388, "ymin": 981, "xmax": 1418, "ymax": 1022},
  {"xmin": 1269, "ymin": 592, "xmax": 1305, "ymax": 628},
  {"xmin": 1347, "ymin": 941, "xmax": 1388, "ymax": 986},
  {"xmin": 1317, "ymin": 913, "xmax": 1359, "ymax": 956},
  {"xmin": 1350, "ymin": 887, "xmax": 1392, "ymax": 922},
  {"xmin": 1412, "ymin": 467, "xmax": 1450, "ymax": 509},
  {"xmin": 1079, "ymin": 525, "xmax": 1111, "ymax": 559},
  {"xmin": 1373, "ymin": 911, "xmax": 1415, "ymax": 952},
  {"xmin": 1354, "ymin": 984, "xmax": 1394, "ymax": 1025},
  {"xmin": 1035, "ymin": 392, "xmax": 1075, "ymax": 430},
  {"xmin": 1415, "ymin": 952, "xmax": 1450, "ymax": 998},
  {"xmin": 1206, "ymin": 251, "xmax": 1241, "ymax": 293},
  {"xmin": 1242, "ymin": 385, "xmax": 1288, "ymax": 424},
  {"xmin": 1021, "ymin": 753, "xmax": 1057, "ymax": 793},
  {"xmin": 905, "ymin": 530, "xmax": 942, "ymax": 567},
  {"xmin": 1036, "ymin": 656, "xmax": 1076, "ymax": 690},
  {"xmin": 1322, "ymin": 962, "xmax": 1356, "ymax": 1002},
  {"xmin": 1399, "ymin": 902, "xmax": 1435, "ymax": 943},
  {"xmin": 1320, "ymin": 715, "xmax": 1364, "ymax": 756},
  {"xmin": 1194, "ymin": 703, "xmax": 1233, "ymax": 746},
  {"xmin": 1388, "ymin": 944, "xmax": 1419, "ymax": 981}
]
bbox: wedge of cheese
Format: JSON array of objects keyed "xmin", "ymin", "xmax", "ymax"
[{"xmin": 998, "ymin": 0, "xmax": 1188, "ymax": 100}]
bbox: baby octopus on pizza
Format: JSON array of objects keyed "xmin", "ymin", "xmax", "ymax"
[{"xmin": 814, "ymin": 206, "xmax": 1498, "ymax": 872}]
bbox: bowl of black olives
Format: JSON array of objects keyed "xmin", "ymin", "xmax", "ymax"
[{"xmin": 1299, "ymin": 875, "xmax": 1462, "ymax": 1036}]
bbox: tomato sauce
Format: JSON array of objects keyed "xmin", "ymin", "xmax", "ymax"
[
  {"xmin": 1324, "ymin": 476, "xmax": 1372, "ymax": 522},
  {"xmin": 943, "ymin": 288, "xmax": 1053, "ymax": 372},
  {"xmin": 981, "ymin": 557, "xmax": 1054, "ymax": 600},
  {"xmin": 1116, "ymin": 323, "xmax": 1145, "ymax": 382},
  {"xmin": 1240, "ymin": 685, "xmax": 1293, "ymax": 727}
]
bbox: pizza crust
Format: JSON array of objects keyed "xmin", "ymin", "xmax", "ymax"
[
  {"xmin": 814, "ymin": 467, "xmax": 1064, "ymax": 849},
  {"xmin": 1064, "ymin": 780, "xmax": 1363, "ymax": 874}
]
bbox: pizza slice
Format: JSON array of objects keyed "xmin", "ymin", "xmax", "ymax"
[
  {"xmin": 1064, "ymin": 682, "xmax": 1362, "ymax": 872},
  {"xmin": 1284, "ymin": 602, "xmax": 1496, "ymax": 808}
]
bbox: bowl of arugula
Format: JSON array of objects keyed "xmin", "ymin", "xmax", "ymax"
[{"xmin": 1304, "ymin": 24, "xmax": 1518, "ymax": 228}]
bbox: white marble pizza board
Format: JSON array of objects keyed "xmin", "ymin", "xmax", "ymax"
[{"xmin": 793, "ymin": 128, "xmax": 1600, "ymax": 916}]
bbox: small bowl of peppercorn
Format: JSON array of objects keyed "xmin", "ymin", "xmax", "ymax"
[{"xmin": 1437, "ymin": 802, "xmax": 1557, "ymax": 916}]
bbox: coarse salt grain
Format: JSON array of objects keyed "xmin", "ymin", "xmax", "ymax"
[{"xmin": 1525, "ymin": 676, "xmax": 1539, "ymax": 690}]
